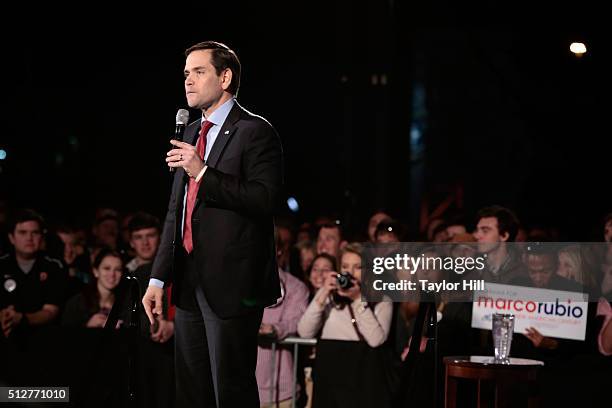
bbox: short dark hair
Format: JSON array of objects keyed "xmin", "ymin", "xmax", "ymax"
[
  {"xmin": 375, "ymin": 219, "xmax": 404, "ymax": 240},
  {"xmin": 94, "ymin": 208, "xmax": 119, "ymax": 226},
  {"xmin": 446, "ymin": 213, "xmax": 468, "ymax": 229},
  {"xmin": 9, "ymin": 209, "xmax": 45, "ymax": 234},
  {"xmin": 476, "ymin": 205, "xmax": 520, "ymax": 242},
  {"xmin": 431, "ymin": 222, "xmax": 448, "ymax": 239},
  {"xmin": 525, "ymin": 242, "xmax": 558, "ymax": 268},
  {"xmin": 317, "ymin": 222, "xmax": 343, "ymax": 240},
  {"xmin": 185, "ymin": 41, "xmax": 241, "ymax": 95},
  {"xmin": 128, "ymin": 212, "xmax": 161, "ymax": 235}
]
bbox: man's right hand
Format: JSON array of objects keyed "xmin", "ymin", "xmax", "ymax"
[
  {"xmin": 321, "ymin": 273, "xmax": 338, "ymax": 296},
  {"xmin": 1, "ymin": 306, "xmax": 25, "ymax": 337},
  {"xmin": 86, "ymin": 313, "xmax": 108, "ymax": 328},
  {"xmin": 142, "ymin": 285, "xmax": 164, "ymax": 325}
]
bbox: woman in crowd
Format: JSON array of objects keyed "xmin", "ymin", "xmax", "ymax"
[
  {"xmin": 296, "ymin": 240, "xmax": 316, "ymax": 278},
  {"xmin": 306, "ymin": 253, "xmax": 337, "ymax": 296},
  {"xmin": 298, "ymin": 243, "xmax": 394, "ymax": 408},
  {"xmin": 557, "ymin": 244, "xmax": 599, "ymax": 296},
  {"xmin": 61, "ymin": 248, "xmax": 122, "ymax": 328}
]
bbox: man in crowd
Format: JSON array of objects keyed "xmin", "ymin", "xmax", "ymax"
[
  {"xmin": 256, "ymin": 230, "xmax": 309, "ymax": 407},
  {"xmin": 473, "ymin": 205, "xmax": 526, "ymax": 284},
  {"xmin": 126, "ymin": 212, "xmax": 162, "ymax": 273},
  {"xmin": 316, "ymin": 222, "xmax": 346, "ymax": 259},
  {"xmin": 367, "ymin": 211, "xmax": 391, "ymax": 242},
  {"xmin": 0, "ymin": 209, "xmax": 67, "ymax": 337},
  {"xmin": 127, "ymin": 212, "xmax": 175, "ymax": 408}
]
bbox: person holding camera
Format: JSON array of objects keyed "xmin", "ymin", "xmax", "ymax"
[{"xmin": 298, "ymin": 243, "xmax": 393, "ymax": 408}]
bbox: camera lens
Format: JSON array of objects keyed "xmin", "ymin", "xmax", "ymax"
[{"xmin": 336, "ymin": 272, "xmax": 354, "ymax": 290}]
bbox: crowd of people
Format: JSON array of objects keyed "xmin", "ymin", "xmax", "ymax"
[{"xmin": 0, "ymin": 202, "xmax": 610, "ymax": 407}]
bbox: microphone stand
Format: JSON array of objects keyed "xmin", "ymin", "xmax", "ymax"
[
  {"xmin": 105, "ymin": 273, "xmax": 142, "ymax": 407},
  {"xmin": 404, "ymin": 289, "xmax": 439, "ymax": 407}
]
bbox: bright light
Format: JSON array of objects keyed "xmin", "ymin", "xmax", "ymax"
[
  {"xmin": 570, "ymin": 42, "xmax": 587, "ymax": 55},
  {"xmin": 0, "ymin": 149, "xmax": 6, "ymax": 160},
  {"xmin": 287, "ymin": 197, "xmax": 299, "ymax": 212}
]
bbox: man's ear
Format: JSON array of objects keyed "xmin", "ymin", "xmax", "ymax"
[
  {"xmin": 221, "ymin": 68, "xmax": 233, "ymax": 91},
  {"xmin": 500, "ymin": 232, "xmax": 509, "ymax": 242},
  {"xmin": 8, "ymin": 233, "xmax": 14, "ymax": 246}
]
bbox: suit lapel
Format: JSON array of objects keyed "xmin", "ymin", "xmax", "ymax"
[
  {"xmin": 192, "ymin": 103, "xmax": 242, "ymax": 211},
  {"xmin": 205, "ymin": 102, "xmax": 242, "ymax": 168},
  {"xmin": 184, "ymin": 120, "xmax": 200, "ymax": 147}
]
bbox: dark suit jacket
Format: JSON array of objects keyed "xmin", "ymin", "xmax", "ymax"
[{"xmin": 151, "ymin": 101, "xmax": 282, "ymax": 318}]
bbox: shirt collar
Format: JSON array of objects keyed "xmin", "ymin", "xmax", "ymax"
[{"xmin": 202, "ymin": 97, "xmax": 235, "ymax": 127}]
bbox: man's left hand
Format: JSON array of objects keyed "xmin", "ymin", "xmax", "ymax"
[
  {"xmin": 151, "ymin": 319, "xmax": 175, "ymax": 343},
  {"xmin": 167, "ymin": 140, "xmax": 205, "ymax": 178}
]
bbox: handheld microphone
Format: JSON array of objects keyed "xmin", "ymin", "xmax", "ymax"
[{"xmin": 170, "ymin": 109, "xmax": 190, "ymax": 172}]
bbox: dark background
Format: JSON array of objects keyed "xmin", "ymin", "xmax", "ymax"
[{"xmin": 0, "ymin": 1, "xmax": 609, "ymax": 239}]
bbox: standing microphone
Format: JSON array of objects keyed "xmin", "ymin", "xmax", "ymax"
[{"xmin": 170, "ymin": 109, "xmax": 190, "ymax": 172}]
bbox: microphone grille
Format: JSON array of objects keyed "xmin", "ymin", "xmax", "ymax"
[{"xmin": 175, "ymin": 109, "xmax": 190, "ymax": 125}]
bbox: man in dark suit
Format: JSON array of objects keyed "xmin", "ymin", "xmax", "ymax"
[{"xmin": 142, "ymin": 41, "xmax": 282, "ymax": 408}]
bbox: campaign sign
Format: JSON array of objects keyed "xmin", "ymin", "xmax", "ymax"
[{"xmin": 471, "ymin": 283, "xmax": 589, "ymax": 341}]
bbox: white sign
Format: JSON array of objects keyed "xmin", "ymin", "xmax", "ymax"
[{"xmin": 471, "ymin": 283, "xmax": 589, "ymax": 341}]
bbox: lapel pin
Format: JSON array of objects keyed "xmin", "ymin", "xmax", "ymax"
[
  {"xmin": 4, "ymin": 278, "xmax": 16, "ymax": 292},
  {"xmin": 224, "ymin": 130, "xmax": 229, "ymax": 134}
]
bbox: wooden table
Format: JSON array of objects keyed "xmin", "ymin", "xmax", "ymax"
[{"xmin": 444, "ymin": 356, "xmax": 544, "ymax": 408}]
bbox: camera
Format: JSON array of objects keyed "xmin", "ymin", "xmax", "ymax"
[{"xmin": 336, "ymin": 271, "xmax": 355, "ymax": 290}]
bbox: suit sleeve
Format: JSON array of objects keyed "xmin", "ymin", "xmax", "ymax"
[
  {"xmin": 150, "ymin": 174, "xmax": 181, "ymax": 283},
  {"xmin": 200, "ymin": 123, "xmax": 283, "ymax": 217}
]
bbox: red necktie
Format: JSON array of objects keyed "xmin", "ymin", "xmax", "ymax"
[{"xmin": 183, "ymin": 120, "xmax": 214, "ymax": 253}]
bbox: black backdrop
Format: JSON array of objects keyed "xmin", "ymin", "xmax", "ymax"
[{"xmin": 1, "ymin": 1, "xmax": 609, "ymax": 239}]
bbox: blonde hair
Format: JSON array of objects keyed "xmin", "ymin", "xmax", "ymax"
[
  {"xmin": 340, "ymin": 242, "xmax": 363, "ymax": 259},
  {"xmin": 558, "ymin": 245, "xmax": 597, "ymax": 289}
]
